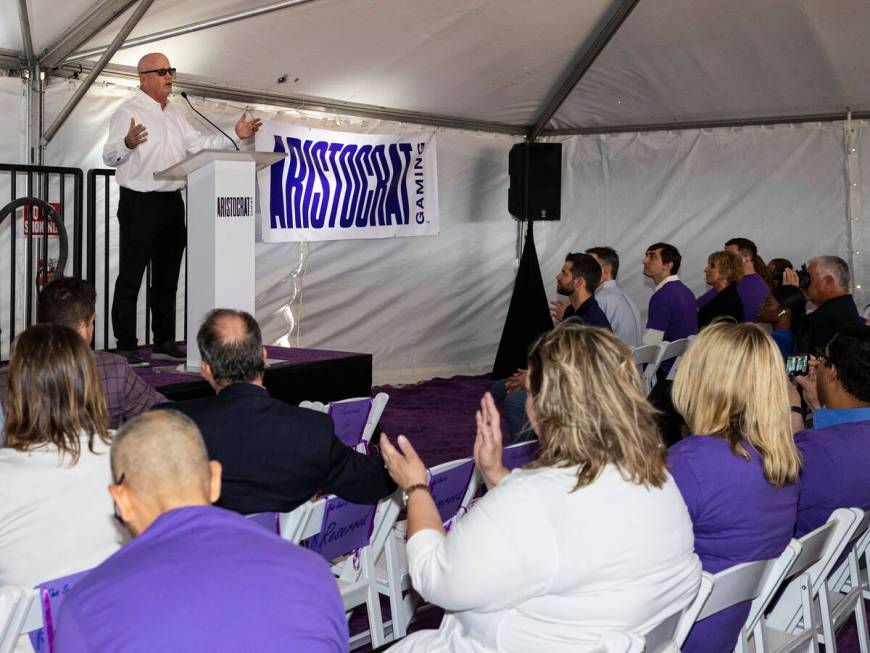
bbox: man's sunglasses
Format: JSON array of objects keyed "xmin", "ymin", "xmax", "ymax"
[{"xmin": 140, "ymin": 67, "xmax": 176, "ymax": 77}]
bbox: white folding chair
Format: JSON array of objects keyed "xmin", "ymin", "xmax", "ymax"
[
  {"xmin": 643, "ymin": 609, "xmax": 686, "ymax": 653},
  {"xmin": 757, "ymin": 508, "xmax": 864, "ymax": 652},
  {"xmin": 376, "ymin": 457, "xmax": 481, "ymax": 642},
  {"xmin": 674, "ymin": 549, "xmax": 797, "ymax": 650},
  {"xmin": 631, "ymin": 343, "xmax": 666, "ymax": 393},
  {"xmin": 279, "ymin": 492, "xmax": 402, "ymax": 650},
  {"xmin": 661, "ymin": 337, "xmax": 691, "ymax": 381},
  {"xmin": 300, "ymin": 392, "xmax": 389, "ymax": 452},
  {"xmin": 0, "ymin": 585, "xmax": 31, "ymax": 653},
  {"xmin": 815, "ymin": 510, "xmax": 870, "ymax": 653},
  {"xmin": 593, "ymin": 631, "xmax": 645, "ymax": 652}
]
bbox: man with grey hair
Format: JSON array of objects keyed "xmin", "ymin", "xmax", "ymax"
[
  {"xmin": 791, "ymin": 255, "xmax": 862, "ymax": 350},
  {"xmin": 103, "ymin": 52, "xmax": 261, "ymax": 365},
  {"xmin": 162, "ymin": 308, "xmax": 395, "ymax": 514},
  {"xmin": 53, "ymin": 410, "xmax": 348, "ymax": 652}
]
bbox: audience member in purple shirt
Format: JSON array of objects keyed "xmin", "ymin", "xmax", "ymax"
[
  {"xmin": 668, "ymin": 322, "xmax": 801, "ymax": 653},
  {"xmin": 54, "ymin": 410, "xmax": 348, "ymax": 653},
  {"xmin": 791, "ymin": 324, "xmax": 870, "ymax": 537},
  {"xmin": 698, "ymin": 238, "xmax": 770, "ymax": 322},
  {"xmin": 642, "ymin": 243, "xmax": 698, "ymax": 379}
]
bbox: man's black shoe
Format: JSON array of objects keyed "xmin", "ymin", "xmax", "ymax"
[
  {"xmin": 152, "ymin": 341, "xmax": 186, "ymax": 360},
  {"xmin": 117, "ymin": 349, "xmax": 148, "ymax": 367}
]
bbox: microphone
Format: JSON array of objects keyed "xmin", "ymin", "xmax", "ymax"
[{"xmin": 180, "ymin": 91, "xmax": 239, "ymax": 151}]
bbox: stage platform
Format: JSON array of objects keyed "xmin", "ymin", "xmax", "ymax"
[{"xmin": 133, "ymin": 344, "xmax": 372, "ymax": 404}]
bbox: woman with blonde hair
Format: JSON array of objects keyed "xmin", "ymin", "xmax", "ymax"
[
  {"xmin": 0, "ymin": 323, "xmax": 125, "ymax": 587},
  {"xmin": 698, "ymin": 249, "xmax": 745, "ymax": 328},
  {"xmin": 381, "ymin": 323, "xmax": 701, "ymax": 652},
  {"xmin": 668, "ymin": 321, "xmax": 801, "ymax": 653}
]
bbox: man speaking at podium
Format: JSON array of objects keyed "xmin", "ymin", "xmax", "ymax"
[{"xmin": 102, "ymin": 52, "xmax": 261, "ymax": 365}]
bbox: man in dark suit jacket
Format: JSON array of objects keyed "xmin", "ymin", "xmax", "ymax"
[{"xmin": 161, "ymin": 308, "xmax": 395, "ymax": 514}]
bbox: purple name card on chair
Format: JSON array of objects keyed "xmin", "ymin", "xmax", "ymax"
[
  {"xmin": 245, "ymin": 512, "xmax": 280, "ymax": 534},
  {"xmin": 306, "ymin": 496, "xmax": 377, "ymax": 562},
  {"xmin": 502, "ymin": 440, "xmax": 539, "ymax": 470},
  {"xmin": 29, "ymin": 568, "xmax": 91, "ymax": 653},
  {"xmin": 430, "ymin": 460, "xmax": 475, "ymax": 524},
  {"xmin": 328, "ymin": 399, "xmax": 372, "ymax": 447}
]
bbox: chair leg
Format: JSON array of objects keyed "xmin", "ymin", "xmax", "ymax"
[
  {"xmin": 362, "ymin": 549, "xmax": 385, "ymax": 648},
  {"xmin": 382, "ymin": 534, "xmax": 407, "ymax": 640},
  {"xmin": 850, "ymin": 553, "xmax": 870, "ymax": 653}
]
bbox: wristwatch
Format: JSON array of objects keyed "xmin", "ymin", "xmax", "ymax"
[{"xmin": 402, "ymin": 483, "xmax": 431, "ymax": 506}]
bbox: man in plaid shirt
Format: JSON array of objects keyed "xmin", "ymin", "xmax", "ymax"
[{"xmin": 0, "ymin": 278, "xmax": 166, "ymax": 430}]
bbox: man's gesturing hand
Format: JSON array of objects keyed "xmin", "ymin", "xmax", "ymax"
[
  {"xmin": 124, "ymin": 117, "xmax": 147, "ymax": 149},
  {"xmin": 235, "ymin": 112, "xmax": 262, "ymax": 139}
]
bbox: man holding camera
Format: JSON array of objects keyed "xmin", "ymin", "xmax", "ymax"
[{"xmin": 785, "ymin": 256, "xmax": 861, "ymax": 350}]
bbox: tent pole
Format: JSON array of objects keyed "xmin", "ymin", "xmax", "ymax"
[
  {"xmin": 16, "ymin": 0, "xmax": 34, "ymax": 66},
  {"xmin": 42, "ymin": 0, "xmax": 155, "ymax": 145},
  {"xmin": 40, "ymin": 0, "xmax": 139, "ymax": 70},
  {"xmin": 64, "ymin": 0, "xmax": 322, "ymax": 63},
  {"xmin": 50, "ymin": 61, "xmax": 528, "ymax": 136},
  {"xmin": 527, "ymin": 0, "xmax": 641, "ymax": 142},
  {"xmin": 542, "ymin": 112, "xmax": 870, "ymax": 136}
]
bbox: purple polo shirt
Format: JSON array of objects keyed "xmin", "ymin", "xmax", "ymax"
[
  {"xmin": 795, "ymin": 419, "xmax": 870, "ymax": 537},
  {"xmin": 668, "ymin": 436, "xmax": 798, "ymax": 653},
  {"xmin": 696, "ymin": 274, "xmax": 769, "ymax": 322},
  {"xmin": 54, "ymin": 505, "xmax": 348, "ymax": 653},
  {"xmin": 647, "ymin": 278, "xmax": 698, "ymax": 376},
  {"xmin": 736, "ymin": 273, "xmax": 769, "ymax": 322}
]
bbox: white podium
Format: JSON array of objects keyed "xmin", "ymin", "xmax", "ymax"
[{"xmin": 154, "ymin": 150, "xmax": 285, "ymax": 371}]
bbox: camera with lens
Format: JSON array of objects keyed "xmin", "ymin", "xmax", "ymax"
[{"xmin": 771, "ymin": 263, "xmax": 811, "ymax": 290}]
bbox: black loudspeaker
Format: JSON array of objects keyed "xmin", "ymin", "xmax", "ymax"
[{"xmin": 508, "ymin": 142, "xmax": 562, "ymax": 221}]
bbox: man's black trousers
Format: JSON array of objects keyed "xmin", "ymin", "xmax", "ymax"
[{"xmin": 111, "ymin": 187, "xmax": 186, "ymax": 351}]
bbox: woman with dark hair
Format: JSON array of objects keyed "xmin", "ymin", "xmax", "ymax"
[
  {"xmin": 380, "ymin": 323, "xmax": 700, "ymax": 652},
  {"xmin": 0, "ymin": 324, "xmax": 124, "ymax": 586},
  {"xmin": 698, "ymin": 250, "xmax": 744, "ymax": 329},
  {"xmin": 759, "ymin": 285, "xmax": 808, "ymax": 357}
]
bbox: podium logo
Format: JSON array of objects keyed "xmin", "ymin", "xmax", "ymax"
[
  {"xmin": 216, "ymin": 196, "xmax": 254, "ymax": 218},
  {"xmin": 269, "ymin": 136, "xmax": 426, "ymax": 230}
]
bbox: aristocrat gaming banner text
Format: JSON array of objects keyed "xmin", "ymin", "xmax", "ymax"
[{"xmin": 256, "ymin": 124, "xmax": 439, "ymax": 242}]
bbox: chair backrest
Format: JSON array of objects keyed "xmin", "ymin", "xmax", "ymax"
[
  {"xmin": 593, "ymin": 631, "xmax": 645, "ymax": 653},
  {"xmin": 766, "ymin": 507, "xmax": 864, "ymax": 632},
  {"xmin": 305, "ymin": 496, "xmax": 378, "ymax": 562},
  {"xmin": 632, "ymin": 343, "xmax": 666, "ymax": 392},
  {"xmin": 245, "ymin": 512, "xmax": 280, "ymax": 534},
  {"xmin": 741, "ymin": 539, "xmax": 802, "ymax": 636},
  {"xmin": 300, "ymin": 393, "xmax": 389, "ymax": 450},
  {"xmin": 0, "ymin": 585, "xmax": 30, "ymax": 653},
  {"xmin": 427, "ymin": 458, "xmax": 477, "ymax": 527},
  {"xmin": 673, "ymin": 571, "xmax": 714, "ymax": 645},
  {"xmin": 502, "ymin": 440, "xmax": 539, "ymax": 470},
  {"xmin": 661, "ymin": 337, "xmax": 691, "ymax": 381},
  {"xmin": 643, "ymin": 609, "xmax": 683, "ymax": 653},
  {"xmin": 28, "ymin": 569, "xmax": 91, "ymax": 653}
]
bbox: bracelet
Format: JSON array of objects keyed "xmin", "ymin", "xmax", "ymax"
[
  {"xmin": 790, "ymin": 405, "xmax": 804, "ymax": 415},
  {"xmin": 402, "ymin": 483, "xmax": 431, "ymax": 506}
]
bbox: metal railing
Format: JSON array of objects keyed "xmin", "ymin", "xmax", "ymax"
[{"xmin": 0, "ymin": 164, "xmax": 82, "ymax": 356}]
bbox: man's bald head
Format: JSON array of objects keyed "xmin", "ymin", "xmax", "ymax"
[
  {"xmin": 112, "ymin": 410, "xmax": 211, "ymax": 501},
  {"xmin": 137, "ymin": 52, "xmax": 169, "ymax": 73},
  {"xmin": 197, "ymin": 309, "xmax": 265, "ymax": 386},
  {"xmin": 137, "ymin": 52, "xmax": 174, "ymax": 106}
]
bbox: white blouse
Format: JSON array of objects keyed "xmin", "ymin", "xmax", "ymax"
[
  {"xmin": 0, "ymin": 433, "xmax": 127, "ymax": 588},
  {"xmin": 390, "ymin": 464, "xmax": 701, "ymax": 653}
]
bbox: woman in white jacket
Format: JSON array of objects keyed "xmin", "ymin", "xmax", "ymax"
[
  {"xmin": 381, "ymin": 323, "xmax": 701, "ymax": 652},
  {"xmin": 0, "ymin": 323, "xmax": 124, "ymax": 589}
]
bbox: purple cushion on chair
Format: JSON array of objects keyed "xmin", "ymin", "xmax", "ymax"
[
  {"xmin": 29, "ymin": 568, "xmax": 91, "ymax": 653},
  {"xmin": 328, "ymin": 399, "xmax": 372, "ymax": 447}
]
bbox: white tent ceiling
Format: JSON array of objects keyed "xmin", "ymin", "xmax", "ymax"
[{"xmin": 3, "ymin": 0, "xmax": 870, "ymax": 136}]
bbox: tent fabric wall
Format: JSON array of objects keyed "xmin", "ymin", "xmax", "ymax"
[
  {"xmin": 534, "ymin": 123, "xmax": 860, "ymax": 315},
  {"xmin": 3, "ymin": 73, "xmax": 868, "ymax": 381}
]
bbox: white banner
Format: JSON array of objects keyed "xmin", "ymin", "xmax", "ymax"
[{"xmin": 256, "ymin": 124, "xmax": 439, "ymax": 242}]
